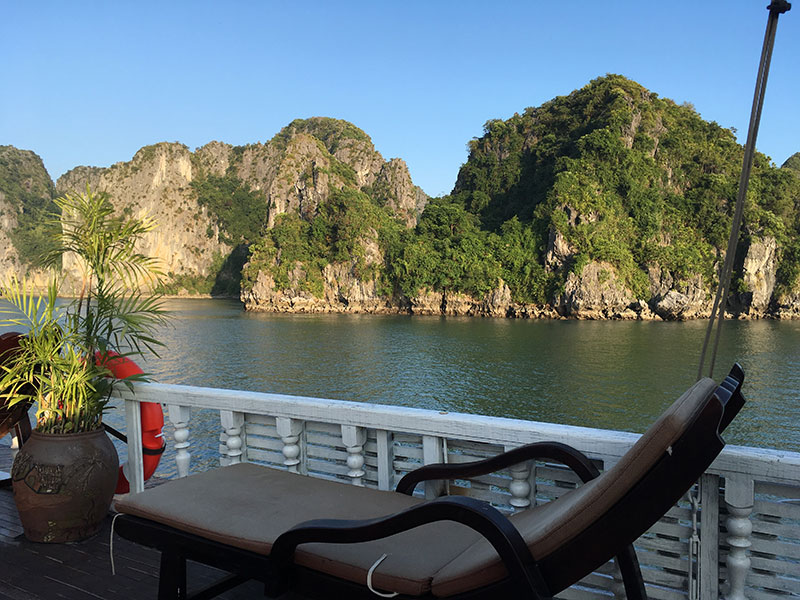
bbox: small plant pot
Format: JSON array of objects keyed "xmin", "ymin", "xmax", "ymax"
[{"xmin": 11, "ymin": 428, "xmax": 119, "ymax": 543}]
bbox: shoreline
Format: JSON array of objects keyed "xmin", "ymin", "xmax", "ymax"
[
  {"xmin": 46, "ymin": 293, "xmax": 800, "ymax": 320},
  {"xmin": 238, "ymin": 300, "xmax": 800, "ymax": 321}
]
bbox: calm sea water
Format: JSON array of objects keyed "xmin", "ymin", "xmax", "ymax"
[{"xmin": 124, "ymin": 298, "xmax": 800, "ymax": 454}]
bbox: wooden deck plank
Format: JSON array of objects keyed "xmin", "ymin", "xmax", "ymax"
[
  {"xmin": 0, "ymin": 494, "xmax": 270, "ymax": 599},
  {"xmin": 0, "ymin": 511, "xmax": 270, "ymax": 598},
  {"xmin": 0, "ymin": 443, "xmax": 279, "ymax": 599}
]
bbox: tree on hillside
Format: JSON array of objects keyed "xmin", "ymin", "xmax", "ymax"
[{"xmin": 783, "ymin": 152, "xmax": 800, "ymax": 173}]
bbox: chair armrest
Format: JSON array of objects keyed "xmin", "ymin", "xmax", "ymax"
[
  {"xmin": 270, "ymin": 495, "xmax": 552, "ymax": 599},
  {"xmin": 395, "ymin": 441, "xmax": 600, "ymax": 496},
  {"xmin": 717, "ymin": 363, "xmax": 745, "ymax": 434}
]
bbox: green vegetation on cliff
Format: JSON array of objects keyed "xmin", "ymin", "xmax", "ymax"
[
  {"xmin": 440, "ymin": 75, "xmax": 800, "ymax": 302},
  {"xmin": 273, "ymin": 117, "xmax": 372, "ymax": 155},
  {"xmin": 4, "ymin": 79, "xmax": 799, "ymax": 311},
  {"xmin": 783, "ymin": 152, "xmax": 800, "ymax": 173},
  {"xmin": 192, "ymin": 173, "xmax": 267, "ymax": 245},
  {"xmin": 180, "ymin": 173, "xmax": 269, "ymax": 296},
  {"xmin": 380, "ymin": 200, "xmax": 551, "ymax": 302},
  {"xmin": 244, "ymin": 187, "xmax": 399, "ymax": 296},
  {"xmin": 237, "ymin": 76, "xmax": 800, "ymax": 307},
  {"xmin": 0, "ymin": 147, "xmax": 60, "ymax": 267},
  {"xmin": 773, "ymin": 160, "xmax": 800, "ymax": 298}
]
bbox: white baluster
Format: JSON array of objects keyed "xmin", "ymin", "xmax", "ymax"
[
  {"xmin": 700, "ymin": 474, "xmax": 721, "ymax": 600},
  {"xmin": 342, "ymin": 425, "xmax": 367, "ymax": 486},
  {"xmin": 125, "ymin": 399, "xmax": 145, "ymax": 493},
  {"xmin": 723, "ymin": 475, "xmax": 754, "ymax": 600},
  {"xmin": 422, "ymin": 435, "xmax": 444, "ymax": 498},
  {"xmin": 610, "ymin": 569, "xmax": 626, "ymax": 600},
  {"xmin": 376, "ymin": 429, "xmax": 394, "ymax": 491},
  {"xmin": 219, "ymin": 430, "xmax": 230, "ymax": 467},
  {"xmin": 168, "ymin": 405, "xmax": 192, "ymax": 478},
  {"xmin": 504, "ymin": 445, "xmax": 532, "ymax": 510},
  {"xmin": 220, "ymin": 411, "xmax": 245, "ymax": 465},
  {"xmin": 276, "ymin": 417, "xmax": 303, "ymax": 473},
  {"xmin": 508, "ymin": 460, "xmax": 532, "ymax": 510}
]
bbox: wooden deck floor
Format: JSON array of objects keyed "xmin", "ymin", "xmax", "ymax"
[{"xmin": 0, "ymin": 443, "xmax": 278, "ymax": 600}]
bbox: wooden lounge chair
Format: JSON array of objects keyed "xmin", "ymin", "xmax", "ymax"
[
  {"xmin": 114, "ymin": 364, "xmax": 745, "ymax": 600},
  {"xmin": 0, "ymin": 332, "xmax": 32, "ymax": 487}
]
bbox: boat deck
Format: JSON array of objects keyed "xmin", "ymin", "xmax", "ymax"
[
  {"xmin": 4, "ymin": 383, "xmax": 799, "ymax": 600},
  {"xmin": 0, "ymin": 444, "xmax": 271, "ymax": 600}
]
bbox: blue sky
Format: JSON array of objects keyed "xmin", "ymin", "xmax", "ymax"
[{"xmin": 2, "ymin": 1, "xmax": 797, "ymax": 197}]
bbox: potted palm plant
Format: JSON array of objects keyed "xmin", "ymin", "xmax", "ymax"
[{"xmin": 0, "ymin": 187, "xmax": 167, "ymax": 542}]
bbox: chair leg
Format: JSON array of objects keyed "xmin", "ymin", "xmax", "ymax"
[
  {"xmin": 1, "ymin": 423, "xmax": 30, "ymax": 488},
  {"xmin": 616, "ymin": 544, "xmax": 647, "ymax": 600},
  {"xmin": 15, "ymin": 418, "xmax": 32, "ymax": 445},
  {"xmin": 158, "ymin": 551, "xmax": 188, "ymax": 600}
]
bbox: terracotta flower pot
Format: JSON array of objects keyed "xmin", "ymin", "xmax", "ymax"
[{"xmin": 11, "ymin": 428, "xmax": 119, "ymax": 542}]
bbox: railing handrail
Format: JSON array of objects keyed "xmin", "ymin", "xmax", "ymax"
[{"xmin": 114, "ymin": 381, "xmax": 800, "ymax": 484}]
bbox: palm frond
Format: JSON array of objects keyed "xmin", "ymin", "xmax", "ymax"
[{"xmin": 1, "ymin": 185, "xmax": 170, "ymax": 434}]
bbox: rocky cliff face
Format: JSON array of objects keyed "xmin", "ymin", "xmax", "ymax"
[
  {"xmin": 557, "ymin": 261, "xmax": 635, "ymax": 319},
  {"xmin": 0, "ymin": 146, "xmax": 56, "ymax": 288},
  {"xmin": 57, "ymin": 143, "xmax": 229, "ymax": 288},
  {"xmin": 242, "ymin": 256, "xmax": 392, "ymax": 314},
  {"xmin": 1, "ymin": 119, "xmax": 429, "ymax": 297},
  {"xmin": 227, "ymin": 118, "xmax": 426, "ymax": 229},
  {"xmin": 3, "ymin": 99, "xmax": 798, "ymax": 319},
  {"xmin": 240, "ymin": 246, "xmax": 800, "ymax": 320},
  {"xmin": 240, "ymin": 103, "xmax": 800, "ymax": 320},
  {"xmin": 242, "ymin": 270, "xmax": 564, "ymax": 318},
  {"xmin": 738, "ymin": 236, "xmax": 778, "ymax": 315},
  {"xmin": 253, "ymin": 133, "xmax": 352, "ymax": 227},
  {"xmin": 371, "ymin": 158, "xmax": 427, "ymax": 227},
  {"xmin": 648, "ymin": 267, "xmax": 709, "ymax": 320}
]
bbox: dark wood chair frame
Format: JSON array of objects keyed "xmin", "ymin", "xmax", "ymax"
[
  {"xmin": 0, "ymin": 332, "xmax": 33, "ymax": 487},
  {"xmin": 114, "ymin": 364, "xmax": 745, "ymax": 600}
]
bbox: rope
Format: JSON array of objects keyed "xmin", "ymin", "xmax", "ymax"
[
  {"xmin": 109, "ymin": 512, "xmax": 124, "ymax": 575},
  {"xmin": 366, "ymin": 554, "xmax": 399, "ymax": 598},
  {"xmin": 697, "ymin": 1, "xmax": 791, "ymax": 380},
  {"xmin": 686, "ymin": 488, "xmax": 701, "ymax": 600}
]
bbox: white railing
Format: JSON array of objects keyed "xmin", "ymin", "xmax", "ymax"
[{"xmin": 116, "ymin": 383, "xmax": 800, "ymax": 600}]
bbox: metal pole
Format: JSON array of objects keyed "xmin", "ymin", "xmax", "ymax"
[{"xmin": 698, "ymin": 0, "xmax": 791, "ymax": 380}]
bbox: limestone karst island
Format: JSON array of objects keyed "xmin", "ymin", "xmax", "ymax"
[{"xmin": 2, "ymin": 75, "xmax": 800, "ymax": 320}]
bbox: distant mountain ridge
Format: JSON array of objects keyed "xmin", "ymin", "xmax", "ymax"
[
  {"xmin": 445, "ymin": 74, "xmax": 800, "ymax": 318},
  {"xmin": 49, "ymin": 118, "xmax": 427, "ymax": 296},
  {"xmin": 2, "ymin": 77, "xmax": 799, "ymax": 319}
]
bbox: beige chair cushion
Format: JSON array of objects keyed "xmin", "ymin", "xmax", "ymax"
[
  {"xmin": 431, "ymin": 377, "xmax": 718, "ymax": 597},
  {"xmin": 116, "ymin": 463, "xmax": 482, "ymax": 596}
]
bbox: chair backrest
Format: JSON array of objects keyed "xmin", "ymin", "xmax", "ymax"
[
  {"xmin": 428, "ymin": 367, "xmax": 746, "ymax": 598},
  {"xmin": 534, "ymin": 365, "xmax": 745, "ymax": 592}
]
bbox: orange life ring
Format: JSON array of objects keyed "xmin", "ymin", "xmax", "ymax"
[{"xmin": 97, "ymin": 352, "xmax": 166, "ymax": 493}]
